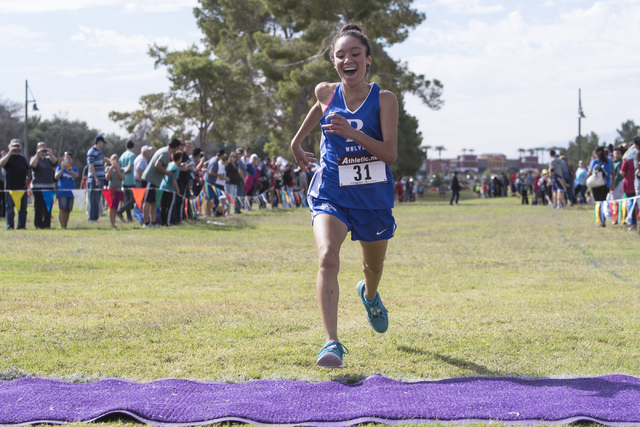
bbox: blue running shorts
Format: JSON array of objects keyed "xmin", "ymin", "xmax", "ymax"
[{"xmin": 309, "ymin": 196, "xmax": 396, "ymax": 242}]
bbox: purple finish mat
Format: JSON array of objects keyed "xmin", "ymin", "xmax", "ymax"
[{"xmin": 2, "ymin": 375, "xmax": 640, "ymax": 426}]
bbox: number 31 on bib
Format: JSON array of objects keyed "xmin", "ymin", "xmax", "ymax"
[{"xmin": 338, "ymin": 155, "xmax": 387, "ymax": 187}]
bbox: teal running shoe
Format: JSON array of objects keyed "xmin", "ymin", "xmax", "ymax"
[
  {"xmin": 357, "ymin": 280, "xmax": 388, "ymax": 333},
  {"xmin": 316, "ymin": 340, "xmax": 349, "ymax": 368}
]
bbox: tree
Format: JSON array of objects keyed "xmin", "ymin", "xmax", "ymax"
[
  {"xmin": 422, "ymin": 145, "xmax": 432, "ymax": 160},
  {"xmin": 110, "ymin": 46, "xmax": 252, "ymax": 154},
  {"xmin": 435, "ymin": 145, "xmax": 446, "ymax": 159},
  {"xmin": 0, "ymin": 98, "xmax": 23, "ymax": 150},
  {"xmin": 615, "ymin": 119, "xmax": 638, "ymax": 144},
  {"xmin": 194, "ymin": 0, "xmax": 443, "ymax": 173},
  {"xmin": 391, "ymin": 103, "xmax": 423, "ymax": 177},
  {"xmin": 557, "ymin": 132, "xmax": 599, "ymax": 168},
  {"xmin": 518, "ymin": 148, "xmax": 525, "ymax": 159}
]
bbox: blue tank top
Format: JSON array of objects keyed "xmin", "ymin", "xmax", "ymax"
[{"xmin": 308, "ymin": 83, "xmax": 394, "ymax": 209}]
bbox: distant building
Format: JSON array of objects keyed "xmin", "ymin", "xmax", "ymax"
[
  {"xmin": 478, "ymin": 154, "xmax": 507, "ymax": 172},
  {"xmin": 457, "ymin": 155, "xmax": 479, "ymax": 173},
  {"xmin": 421, "ymin": 153, "xmax": 543, "ymax": 176}
]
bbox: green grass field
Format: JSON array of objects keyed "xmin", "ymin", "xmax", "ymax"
[{"xmin": 1, "ymin": 193, "xmax": 639, "ymax": 424}]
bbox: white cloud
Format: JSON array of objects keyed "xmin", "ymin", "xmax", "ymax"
[
  {"xmin": 434, "ymin": 0, "xmax": 504, "ymax": 14},
  {"xmin": 71, "ymin": 26, "xmax": 191, "ymax": 54},
  {"xmin": 0, "ymin": 0, "xmax": 198, "ymax": 14},
  {"xmin": 401, "ymin": 1, "xmax": 640, "ymax": 156},
  {"xmin": 0, "ymin": 25, "xmax": 46, "ymax": 48},
  {"xmin": 106, "ymin": 69, "xmax": 165, "ymax": 81},
  {"xmin": 58, "ymin": 67, "xmax": 111, "ymax": 78}
]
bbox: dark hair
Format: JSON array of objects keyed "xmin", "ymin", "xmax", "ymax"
[
  {"xmin": 548, "ymin": 149, "xmax": 556, "ymax": 156},
  {"xmin": 330, "ymin": 23, "xmax": 372, "ymax": 73},
  {"xmin": 169, "ymin": 138, "xmax": 182, "ymax": 149},
  {"xmin": 192, "ymin": 147, "xmax": 202, "ymax": 157},
  {"xmin": 173, "ymin": 151, "xmax": 183, "ymax": 163},
  {"xmin": 634, "ymin": 136, "xmax": 640, "ymax": 146},
  {"xmin": 126, "ymin": 140, "xmax": 135, "ymax": 149},
  {"xmin": 614, "ymin": 146, "xmax": 624, "ymax": 154},
  {"xmin": 595, "ymin": 146, "xmax": 607, "ymax": 163}
]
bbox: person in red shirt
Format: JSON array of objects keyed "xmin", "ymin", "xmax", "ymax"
[{"xmin": 620, "ymin": 157, "xmax": 636, "ymax": 231}]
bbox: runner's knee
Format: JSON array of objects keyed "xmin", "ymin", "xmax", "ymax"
[
  {"xmin": 362, "ymin": 260, "xmax": 384, "ymax": 276},
  {"xmin": 318, "ymin": 246, "xmax": 340, "ymax": 273}
]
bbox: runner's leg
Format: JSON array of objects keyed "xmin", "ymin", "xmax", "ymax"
[
  {"xmin": 359, "ymin": 239, "xmax": 388, "ymax": 300},
  {"xmin": 313, "ymin": 214, "xmax": 348, "ymax": 343}
]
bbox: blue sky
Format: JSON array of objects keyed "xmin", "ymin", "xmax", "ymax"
[{"xmin": 1, "ymin": 0, "xmax": 639, "ymax": 158}]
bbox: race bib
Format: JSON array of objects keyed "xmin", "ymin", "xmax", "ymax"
[{"xmin": 338, "ymin": 155, "xmax": 387, "ymax": 187}]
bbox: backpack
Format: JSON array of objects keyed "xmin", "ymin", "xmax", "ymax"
[{"xmin": 587, "ymin": 164, "xmax": 606, "ymax": 188}]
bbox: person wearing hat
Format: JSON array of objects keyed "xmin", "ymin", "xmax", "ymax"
[
  {"xmin": 87, "ymin": 135, "xmax": 107, "ymax": 222},
  {"xmin": 0, "ymin": 139, "xmax": 30, "ymax": 229},
  {"xmin": 141, "ymin": 139, "xmax": 182, "ymax": 228}
]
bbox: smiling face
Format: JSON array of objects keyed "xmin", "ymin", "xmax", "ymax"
[{"xmin": 332, "ymin": 35, "xmax": 371, "ymax": 86}]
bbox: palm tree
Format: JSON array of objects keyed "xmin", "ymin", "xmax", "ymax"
[
  {"xmin": 518, "ymin": 148, "xmax": 525, "ymax": 159},
  {"xmin": 528, "ymin": 149, "xmax": 535, "ymax": 157},
  {"xmin": 469, "ymin": 148, "xmax": 475, "ymax": 156},
  {"xmin": 462, "ymin": 148, "xmax": 467, "ymax": 156},
  {"xmin": 435, "ymin": 146, "xmax": 446, "ymax": 160}
]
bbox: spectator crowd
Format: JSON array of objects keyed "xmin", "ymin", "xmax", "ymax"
[
  {"xmin": 3, "ymin": 133, "xmax": 639, "ymax": 232},
  {"xmin": 0, "ymin": 136, "xmax": 314, "ymax": 230},
  {"xmin": 469, "ymin": 137, "xmax": 640, "ymax": 232}
]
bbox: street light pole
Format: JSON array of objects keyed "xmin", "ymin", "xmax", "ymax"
[
  {"xmin": 577, "ymin": 88, "xmax": 586, "ymax": 163},
  {"xmin": 23, "ymin": 80, "xmax": 39, "ymax": 159}
]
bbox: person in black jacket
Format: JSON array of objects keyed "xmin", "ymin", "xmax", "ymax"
[
  {"xmin": 450, "ymin": 171, "xmax": 461, "ymax": 205},
  {"xmin": 1, "ymin": 140, "xmax": 30, "ymax": 229}
]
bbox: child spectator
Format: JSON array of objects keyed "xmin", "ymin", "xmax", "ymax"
[
  {"xmin": 105, "ymin": 154, "xmax": 125, "ymax": 228},
  {"xmin": 54, "ymin": 152, "xmax": 79, "ymax": 229},
  {"xmin": 550, "ymin": 167, "xmax": 568, "ymax": 209}
]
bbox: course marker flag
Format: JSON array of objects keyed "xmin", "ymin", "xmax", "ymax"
[
  {"xmin": 70, "ymin": 190, "xmax": 86, "ymax": 211},
  {"xmin": 9, "ymin": 190, "xmax": 25, "ymax": 211},
  {"xmin": 42, "ymin": 190, "xmax": 56, "ymax": 212},
  {"xmin": 132, "ymin": 188, "xmax": 146, "ymax": 210}
]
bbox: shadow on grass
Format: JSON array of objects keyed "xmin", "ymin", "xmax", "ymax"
[
  {"xmin": 398, "ymin": 346, "xmax": 640, "ymax": 398},
  {"xmin": 397, "ymin": 345, "xmax": 505, "ymax": 376}
]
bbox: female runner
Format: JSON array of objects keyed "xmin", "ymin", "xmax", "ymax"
[{"xmin": 291, "ymin": 23, "xmax": 398, "ymax": 368}]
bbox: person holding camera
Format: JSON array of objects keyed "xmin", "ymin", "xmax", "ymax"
[
  {"xmin": 54, "ymin": 152, "xmax": 79, "ymax": 229},
  {"xmin": 0, "ymin": 140, "xmax": 30, "ymax": 229},
  {"xmin": 30, "ymin": 142, "xmax": 58, "ymax": 229}
]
